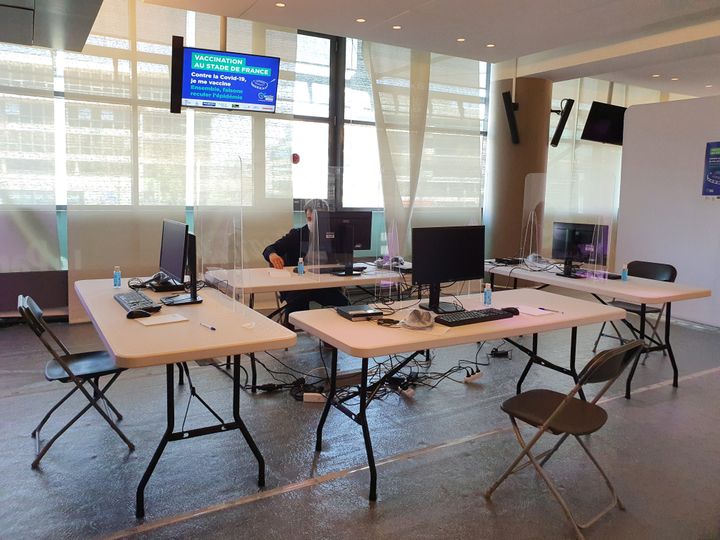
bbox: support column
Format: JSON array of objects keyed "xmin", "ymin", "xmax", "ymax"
[{"xmin": 485, "ymin": 77, "xmax": 552, "ymax": 258}]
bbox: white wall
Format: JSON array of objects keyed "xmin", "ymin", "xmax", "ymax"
[{"xmin": 617, "ymin": 95, "xmax": 720, "ymax": 326}]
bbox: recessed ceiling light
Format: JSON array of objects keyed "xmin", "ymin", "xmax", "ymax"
[
  {"xmin": 651, "ymin": 74, "xmax": 660, "ymax": 78},
  {"xmin": 355, "ymin": 18, "xmax": 366, "ymax": 23},
  {"xmin": 486, "ymin": 43, "xmax": 495, "ymax": 48},
  {"xmin": 275, "ymin": 2, "xmax": 285, "ymax": 6},
  {"xmin": 456, "ymin": 37, "xmax": 466, "ymax": 42},
  {"xmin": 671, "ymin": 77, "xmax": 679, "ymax": 81},
  {"xmin": 392, "ymin": 25, "xmax": 402, "ymax": 30},
  {"xmin": 706, "ymin": 84, "xmax": 714, "ymax": 88}
]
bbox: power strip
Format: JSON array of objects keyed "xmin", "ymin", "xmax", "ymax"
[
  {"xmin": 303, "ymin": 392, "xmax": 326, "ymax": 403},
  {"xmin": 464, "ymin": 371, "xmax": 483, "ymax": 383}
]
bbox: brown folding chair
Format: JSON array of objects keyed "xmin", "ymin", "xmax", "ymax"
[
  {"xmin": 484, "ymin": 340, "xmax": 644, "ymax": 539},
  {"xmin": 18, "ymin": 295, "xmax": 134, "ymax": 468}
]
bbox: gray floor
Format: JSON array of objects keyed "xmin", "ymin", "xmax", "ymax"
[{"xmin": 2, "ymin": 304, "xmax": 720, "ymax": 539}]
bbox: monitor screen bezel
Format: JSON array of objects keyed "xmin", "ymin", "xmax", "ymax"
[
  {"xmin": 159, "ymin": 219, "xmax": 188, "ymax": 284},
  {"xmin": 551, "ymin": 221, "xmax": 609, "ymax": 266},
  {"xmin": 411, "ymin": 225, "xmax": 486, "ymax": 285}
]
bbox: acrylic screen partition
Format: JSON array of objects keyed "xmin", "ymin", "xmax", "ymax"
[{"xmin": 67, "ymin": 207, "xmax": 186, "ymax": 323}]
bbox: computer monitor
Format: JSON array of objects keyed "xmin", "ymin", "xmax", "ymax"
[
  {"xmin": 153, "ymin": 219, "xmax": 188, "ymax": 292},
  {"xmin": 551, "ymin": 222, "xmax": 609, "ymax": 266},
  {"xmin": 412, "ymin": 226, "xmax": 485, "ymax": 314},
  {"xmin": 157, "ymin": 219, "xmax": 202, "ymax": 306},
  {"xmin": 314, "ymin": 211, "xmax": 372, "ymax": 274},
  {"xmin": 318, "ymin": 211, "xmax": 372, "ymax": 250}
]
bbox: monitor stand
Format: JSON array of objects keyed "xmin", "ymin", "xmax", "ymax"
[
  {"xmin": 419, "ymin": 283, "xmax": 464, "ymax": 314},
  {"xmin": 148, "ymin": 278, "xmax": 185, "ymax": 292},
  {"xmin": 160, "ymin": 293, "xmax": 202, "ymax": 306}
]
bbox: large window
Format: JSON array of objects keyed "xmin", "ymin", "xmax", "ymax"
[
  {"xmin": 0, "ymin": 0, "xmax": 491, "ymax": 273},
  {"xmin": 342, "ymin": 39, "xmax": 489, "ymax": 209},
  {"xmin": 0, "ymin": 0, "xmax": 332, "ymax": 208}
]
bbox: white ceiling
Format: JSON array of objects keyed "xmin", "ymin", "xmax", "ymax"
[{"xmin": 147, "ymin": 0, "xmax": 720, "ymax": 96}]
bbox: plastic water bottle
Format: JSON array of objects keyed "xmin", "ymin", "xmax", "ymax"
[
  {"xmin": 297, "ymin": 257, "xmax": 305, "ymax": 275},
  {"xmin": 113, "ymin": 266, "xmax": 122, "ymax": 288},
  {"xmin": 621, "ymin": 264, "xmax": 628, "ymax": 281},
  {"xmin": 483, "ymin": 282, "xmax": 492, "ymax": 306}
]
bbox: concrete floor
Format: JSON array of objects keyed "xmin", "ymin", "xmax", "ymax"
[{"xmin": 1, "ymin": 301, "xmax": 720, "ymax": 539}]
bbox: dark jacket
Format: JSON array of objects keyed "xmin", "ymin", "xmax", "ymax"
[{"xmin": 262, "ymin": 225, "xmax": 310, "ymax": 267}]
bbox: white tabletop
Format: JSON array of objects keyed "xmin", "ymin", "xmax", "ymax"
[
  {"xmin": 290, "ymin": 289, "xmax": 626, "ymax": 358},
  {"xmin": 75, "ymin": 280, "xmax": 297, "ymax": 368},
  {"xmin": 486, "ymin": 263, "xmax": 711, "ymax": 304},
  {"xmin": 204, "ymin": 265, "xmax": 403, "ymax": 294}
]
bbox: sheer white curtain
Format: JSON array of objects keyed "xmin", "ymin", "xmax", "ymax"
[{"xmin": 363, "ymin": 42, "xmax": 485, "ymax": 256}]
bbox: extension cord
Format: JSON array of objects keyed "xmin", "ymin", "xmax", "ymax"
[
  {"xmin": 400, "ymin": 387, "xmax": 415, "ymax": 398},
  {"xmin": 464, "ymin": 371, "xmax": 483, "ymax": 383},
  {"xmin": 303, "ymin": 392, "xmax": 325, "ymax": 403}
]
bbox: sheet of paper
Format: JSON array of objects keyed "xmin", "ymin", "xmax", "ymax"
[
  {"xmin": 268, "ymin": 268, "xmax": 290, "ymax": 278},
  {"xmin": 516, "ymin": 304, "xmax": 557, "ymax": 316},
  {"xmin": 135, "ymin": 313, "xmax": 189, "ymax": 326}
]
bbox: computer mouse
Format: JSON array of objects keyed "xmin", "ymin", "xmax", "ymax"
[
  {"xmin": 127, "ymin": 309, "xmax": 152, "ymax": 319},
  {"xmin": 501, "ymin": 307, "xmax": 520, "ymax": 316}
]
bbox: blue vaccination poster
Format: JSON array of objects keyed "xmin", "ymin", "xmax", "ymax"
[
  {"xmin": 702, "ymin": 141, "xmax": 720, "ymax": 196},
  {"xmin": 181, "ymin": 47, "xmax": 280, "ymax": 112}
]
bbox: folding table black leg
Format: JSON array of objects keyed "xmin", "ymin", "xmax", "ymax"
[
  {"xmin": 315, "ymin": 348, "xmax": 338, "ymax": 452},
  {"xmin": 515, "ymin": 333, "xmax": 538, "ymax": 394},
  {"xmin": 359, "ymin": 357, "xmax": 377, "ymax": 501},
  {"xmin": 569, "ymin": 327, "xmax": 586, "ymax": 401},
  {"xmin": 177, "ymin": 363, "xmax": 184, "ymax": 385},
  {"xmin": 664, "ymin": 303, "xmax": 678, "ymax": 387},
  {"xmin": 249, "ymin": 353, "xmax": 258, "ymax": 393},
  {"xmin": 136, "ymin": 364, "xmax": 174, "ymax": 519},
  {"xmin": 625, "ymin": 303, "xmax": 647, "ymax": 399},
  {"xmin": 232, "ymin": 355, "xmax": 265, "ymax": 487}
]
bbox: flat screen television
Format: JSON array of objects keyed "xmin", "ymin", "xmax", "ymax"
[
  {"xmin": 580, "ymin": 101, "xmax": 626, "ymax": 146},
  {"xmin": 170, "ymin": 35, "xmax": 280, "ymax": 114}
]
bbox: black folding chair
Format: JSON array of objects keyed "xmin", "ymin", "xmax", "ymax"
[
  {"xmin": 593, "ymin": 261, "xmax": 677, "ymax": 364},
  {"xmin": 17, "ymin": 295, "xmax": 134, "ymax": 468},
  {"xmin": 484, "ymin": 340, "xmax": 644, "ymax": 539}
]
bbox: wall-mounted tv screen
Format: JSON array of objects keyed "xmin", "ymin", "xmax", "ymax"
[
  {"xmin": 170, "ymin": 35, "xmax": 280, "ymax": 114},
  {"xmin": 580, "ymin": 101, "xmax": 626, "ymax": 146}
]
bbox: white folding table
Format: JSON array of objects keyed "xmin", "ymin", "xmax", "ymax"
[
  {"xmin": 205, "ymin": 265, "xmax": 404, "ymax": 390},
  {"xmin": 75, "ymin": 279, "xmax": 296, "ymax": 518},
  {"xmin": 486, "ymin": 262, "xmax": 711, "ymax": 397},
  {"xmin": 290, "ymin": 288, "xmax": 625, "ymax": 501}
]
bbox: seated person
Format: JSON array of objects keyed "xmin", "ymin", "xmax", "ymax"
[{"xmin": 262, "ymin": 199, "xmax": 349, "ymax": 324}]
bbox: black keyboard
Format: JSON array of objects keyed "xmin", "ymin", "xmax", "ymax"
[
  {"xmin": 435, "ymin": 308, "xmax": 514, "ymax": 327},
  {"xmin": 113, "ymin": 290, "xmax": 162, "ymax": 313}
]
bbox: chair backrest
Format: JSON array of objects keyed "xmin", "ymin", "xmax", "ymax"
[
  {"xmin": 17, "ymin": 295, "xmax": 70, "ymax": 358},
  {"xmin": 577, "ymin": 340, "xmax": 644, "ymax": 402},
  {"xmin": 627, "ymin": 260, "xmax": 677, "ymax": 282}
]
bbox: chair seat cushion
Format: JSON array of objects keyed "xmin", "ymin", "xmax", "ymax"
[
  {"xmin": 609, "ymin": 300, "xmax": 662, "ymax": 314},
  {"xmin": 45, "ymin": 351, "xmax": 123, "ymax": 382},
  {"xmin": 501, "ymin": 389, "xmax": 608, "ymax": 435}
]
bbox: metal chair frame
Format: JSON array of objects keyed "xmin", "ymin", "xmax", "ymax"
[
  {"xmin": 18, "ymin": 295, "xmax": 134, "ymax": 468},
  {"xmin": 484, "ymin": 340, "xmax": 644, "ymax": 539}
]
